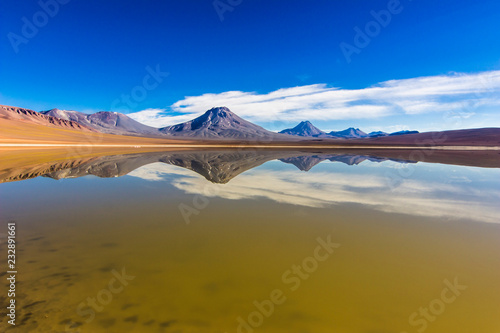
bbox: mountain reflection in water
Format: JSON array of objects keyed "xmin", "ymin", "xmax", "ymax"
[
  {"xmin": 6, "ymin": 146, "xmax": 500, "ymax": 185},
  {"xmin": 0, "ymin": 148, "xmax": 499, "ymax": 333},
  {"xmin": 0, "ymin": 149, "xmax": 420, "ymax": 184}
]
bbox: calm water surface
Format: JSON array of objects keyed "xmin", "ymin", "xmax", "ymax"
[{"xmin": 0, "ymin": 150, "xmax": 499, "ymax": 332}]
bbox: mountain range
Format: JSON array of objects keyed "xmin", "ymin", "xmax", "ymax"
[
  {"xmin": 35, "ymin": 106, "xmax": 419, "ymax": 139},
  {"xmin": 278, "ymin": 120, "xmax": 418, "ymax": 138},
  {"xmin": 3, "ymin": 147, "xmax": 500, "ymax": 185},
  {"xmin": 39, "ymin": 106, "xmax": 290, "ymax": 139},
  {"xmin": 4, "ymin": 104, "xmax": 500, "ymax": 148}
]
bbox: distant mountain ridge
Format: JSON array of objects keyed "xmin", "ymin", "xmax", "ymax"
[
  {"xmin": 389, "ymin": 130, "xmax": 420, "ymax": 136},
  {"xmin": 279, "ymin": 121, "xmax": 326, "ymax": 137},
  {"xmin": 280, "ymin": 121, "xmax": 418, "ymax": 139},
  {"xmin": 327, "ymin": 127, "xmax": 368, "ymax": 138},
  {"xmin": 368, "ymin": 131, "xmax": 388, "ymax": 137}
]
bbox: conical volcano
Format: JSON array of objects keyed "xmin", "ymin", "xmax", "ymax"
[{"xmin": 159, "ymin": 107, "xmax": 285, "ymax": 139}]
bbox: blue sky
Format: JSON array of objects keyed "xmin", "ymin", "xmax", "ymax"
[{"xmin": 1, "ymin": 0, "xmax": 499, "ymax": 132}]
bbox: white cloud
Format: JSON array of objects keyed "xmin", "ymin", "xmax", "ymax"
[
  {"xmin": 127, "ymin": 70, "xmax": 500, "ymax": 127},
  {"xmin": 127, "ymin": 108, "xmax": 196, "ymax": 128}
]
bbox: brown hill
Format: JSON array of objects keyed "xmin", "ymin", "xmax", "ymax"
[{"xmin": 0, "ymin": 105, "xmax": 95, "ymax": 132}]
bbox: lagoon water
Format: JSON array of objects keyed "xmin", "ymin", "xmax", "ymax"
[{"xmin": 0, "ymin": 150, "xmax": 499, "ymax": 332}]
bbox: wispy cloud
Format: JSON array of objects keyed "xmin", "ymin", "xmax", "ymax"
[
  {"xmin": 128, "ymin": 70, "xmax": 500, "ymax": 127},
  {"xmin": 126, "ymin": 108, "xmax": 195, "ymax": 128}
]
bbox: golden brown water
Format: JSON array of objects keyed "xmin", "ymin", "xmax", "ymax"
[{"xmin": 0, "ymin": 151, "xmax": 499, "ymax": 332}]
